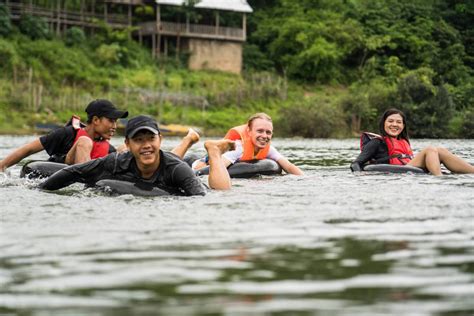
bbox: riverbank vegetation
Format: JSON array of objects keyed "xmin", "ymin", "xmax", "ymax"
[{"xmin": 0, "ymin": 1, "xmax": 472, "ymax": 137}]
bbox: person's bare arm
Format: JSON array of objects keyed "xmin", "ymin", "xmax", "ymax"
[
  {"xmin": 0, "ymin": 139, "xmax": 44, "ymax": 172},
  {"xmin": 276, "ymin": 157, "xmax": 304, "ymax": 175}
]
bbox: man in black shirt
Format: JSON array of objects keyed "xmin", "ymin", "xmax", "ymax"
[
  {"xmin": 40, "ymin": 115, "xmax": 234, "ymax": 195},
  {"xmin": 0, "ymin": 99, "xmax": 128, "ymax": 172}
]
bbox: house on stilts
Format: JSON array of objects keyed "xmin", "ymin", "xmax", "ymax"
[{"xmin": 4, "ymin": 0, "xmax": 253, "ymax": 74}]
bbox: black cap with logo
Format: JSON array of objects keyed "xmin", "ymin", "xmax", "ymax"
[
  {"xmin": 125, "ymin": 115, "xmax": 160, "ymax": 138},
  {"xmin": 85, "ymin": 99, "xmax": 128, "ymax": 120}
]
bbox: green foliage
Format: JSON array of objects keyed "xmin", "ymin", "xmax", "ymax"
[
  {"xmin": 247, "ymin": 0, "xmax": 472, "ymax": 90},
  {"xmin": 65, "ymin": 27, "xmax": 86, "ymax": 46},
  {"xmin": 391, "ymin": 68, "xmax": 454, "ymax": 138},
  {"xmin": 18, "ymin": 15, "xmax": 51, "ymax": 40},
  {"xmin": 279, "ymin": 92, "xmax": 348, "ymax": 138},
  {"xmin": 449, "ymin": 80, "xmax": 474, "ymax": 111},
  {"xmin": 18, "ymin": 39, "xmax": 99, "ymax": 86},
  {"xmin": 0, "ymin": 39, "xmax": 20, "ymax": 72},
  {"xmin": 243, "ymin": 44, "xmax": 274, "ymax": 71},
  {"xmin": 0, "ymin": 1, "xmax": 473, "ymax": 138},
  {"xmin": 341, "ymin": 78, "xmax": 397, "ymax": 133},
  {"xmin": 458, "ymin": 109, "xmax": 474, "ymax": 138},
  {"xmin": 95, "ymin": 43, "xmax": 122, "ymax": 66},
  {"xmin": 251, "ymin": 2, "xmax": 364, "ymax": 82},
  {"xmin": 120, "ymin": 68, "xmax": 157, "ymax": 88},
  {"xmin": 0, "ymin": 4, "xmax": 12, "ymax": 37}
]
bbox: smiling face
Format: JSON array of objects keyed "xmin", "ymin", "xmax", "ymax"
[
  {"xmin": 247, "ymin": 118, "xmax": 273, "ymax": 150},
  {"xmin": 93, "ymin": 116, "xmax": 118, "ymax": 140},
  {"xmin": 384, "ymin": 113, "xmax": 405, "ymax": 138},
  {"xmin": 125, "ymin": 130, "xmax": 161, "ymax": 170}
]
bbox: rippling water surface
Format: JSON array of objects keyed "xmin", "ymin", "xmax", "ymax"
[{"xmin": 1, "ymin": 135, "xmax": 473, "ymax": 315}]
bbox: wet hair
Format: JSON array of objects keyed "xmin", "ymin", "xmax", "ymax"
[
  {"xmin": 247, "ymin": 113, "xmax": 272, "ymax": 129},
  {"xmin": 378, "ymin": 108, "xmax": 410, "ymax": 142}
]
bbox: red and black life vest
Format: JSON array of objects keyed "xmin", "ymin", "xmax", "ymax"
[
  {"xmin": 383, "ymin": 136, "xmax": 413, "ymax": 165},
  {"xmin": 360, "ymin": 132, "xmax": 413, "ymax": 165},
  {"xmin": 69, "ymin": 115, "xmax": 110, "ymax": 159}
]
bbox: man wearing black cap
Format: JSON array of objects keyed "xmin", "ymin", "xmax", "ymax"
[
  {"xmin": 39, "ymin": 115, "xmax": 234, "ymax": 195},
  {"xmin": 0, "ymin": 99, "xmax": 128, "ymax": 172}
]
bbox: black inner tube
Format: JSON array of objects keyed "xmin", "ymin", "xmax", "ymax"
[
  {"xmin": 95, "ymin": 179, "xmax": 170, "ymax": 197},
  {"xmin": 363, "ymin": 164, "xmax": 426, "ymax": 174},
  {"xmin": 20, "ymin": 161, "xmax": 67, "ymax": 179},
  {"xmin": 23, "ymin": 158, "xmax": 283, "ymax": 196},
  {"xmin": 194, "ymin": 159, "xmax": 282, "ymax": 178}
]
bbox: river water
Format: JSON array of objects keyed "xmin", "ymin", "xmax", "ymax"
[{"xmin": 1, "ymin": 135, "xmax": 473, "ymax": 316}]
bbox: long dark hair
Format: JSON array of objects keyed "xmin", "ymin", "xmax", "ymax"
[{"xmin": 378, "ymin": 108, "xmax": 410, "ymax": 142}]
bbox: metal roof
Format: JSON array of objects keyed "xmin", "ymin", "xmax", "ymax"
[{"xmin": 155, "ymin": 0, "xmax": 253, "ymax": 13}]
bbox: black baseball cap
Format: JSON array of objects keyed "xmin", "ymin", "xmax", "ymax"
[
  {"xmin": 125, "ymin": 115, "xmax": 160, "ymax": 138},
  {"xmin": 85, "ymin": 99, "xmax": 128, "ymax": 120}
]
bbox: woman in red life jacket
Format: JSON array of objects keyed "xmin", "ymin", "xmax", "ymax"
[
  {"xmin": 351, "ymin": 108, "xmax": 474, "ymax": 176},
  {"xmin": 193, "ymin": 113, "xmax": 303, "ymax": 175}
]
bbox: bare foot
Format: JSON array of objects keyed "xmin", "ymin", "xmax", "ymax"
[
  {"xmin": 116, "ymin": 143, "xmax": 129, "ymax": 153},
  {"xmin": 185, "ymin": 128, "xmax": 200, "ymax": 144},
  {"xmin": 204, "ymin": 139, "xmax": 235, "ymax": 155}
]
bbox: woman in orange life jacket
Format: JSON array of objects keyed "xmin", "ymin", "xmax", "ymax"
[
  {"xmin": 192, "ymin": 113, "xmax": 303, "ymax": 175},
  {"xmin": 351, "ymin": 108, "xmax": 474, "ymax": 176}
]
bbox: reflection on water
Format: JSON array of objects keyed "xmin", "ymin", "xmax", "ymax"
[{"xmin": 1, "ymin": 136, "xmax": 474, "ymax": 315}]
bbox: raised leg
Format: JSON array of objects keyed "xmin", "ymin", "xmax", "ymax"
[
  {"xmin": 171, "ymin": 128, "xmax": 200, "ymax": 159},
  {"xmin": 437, "ymin": 147, "xmax": 474, "ymax": 174},
  {"xmin": 65, "ymin": 136, "xmax": 93, "ymax": 165},
  {"xmin": 205, "ymin": 139, "xmax": 235, "ymax": 190},
  {"xmin": 408, "ymin": 146, "xmax": 474, "ymax": 176}
]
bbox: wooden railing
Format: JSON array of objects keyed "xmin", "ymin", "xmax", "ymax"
[
  {"xmin": 4, "ymin": 2, "xmax": 245, "ymax": 41},
  {"xmin": 138, "ymin": 21, "xmax": 245, "ymax": 41},
  {"xmin": 5, "ymin": 2, "xmax": 129, "ymax": 28}
]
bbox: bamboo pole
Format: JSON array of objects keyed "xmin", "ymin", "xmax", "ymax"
[
  {"xmin": 91, "ymin": 0, "xmax": 96, "ymax": 35},
  {"xmin": 37, "ymin": 84, "xmax": 43, "ymax": 111},
  {"xmin": 28, "ymin": 68, "xmax": 33, "ymax": 110},
  {"xmin": 56, "ymin": 0, "xmax": 61, "ymax": 36},
  {"xmin": 80, "ymin": 0, "xmax": 84, "ymax": 22},
  {"xmin": 156, "ymin": 4, "xmax": 161, "ymax": 57},
  {"xmin": 152, "ymin": 33, "xmax": 156, "ymax": 58}
]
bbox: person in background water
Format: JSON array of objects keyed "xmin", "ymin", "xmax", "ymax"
[
  {"xmin": 351, "ymin": 108, "xmax": 474, "ymax": 176},
  {"xmin": 0, "ymin": 99, "xmax": 128, "ymax": 172},
  {"xmin": 40, "ymin": 115, "xmax": 234, "ymax": 195},
  {"xmin": 192, "ymin": 112, "xmax": 304, "ymax": 175}
]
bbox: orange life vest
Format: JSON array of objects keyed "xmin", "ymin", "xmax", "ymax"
[
  {"xmin": 224, "ymin": 124, "xmax": 270, "ymax": 161},
  {"xmin": 73, "ymin": 127, "xmax": 110, "ymax": 160},
  {"xmin": 384, "ymin": 136, "xmax": 413, "ymax": 165}
]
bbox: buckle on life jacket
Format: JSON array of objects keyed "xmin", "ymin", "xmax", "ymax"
[{"xmin": 390, "ymin": 154, "xmax": 413, "ymax": 165}]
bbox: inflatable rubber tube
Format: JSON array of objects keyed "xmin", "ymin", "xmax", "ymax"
[
  {"xmin": 20, "ymin": 161, "xmax": 67, "ymax": 179},
  {"xmin": 195, "ymin": 159, "xmax": 282, "ymax": 178},
  {"xmin": 95, "ymin": 179, "xmax": 170, "ymax": 197},
  {"xmin": 363, "ymin": 164, "xmax": 426, "ymax": 174}
]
